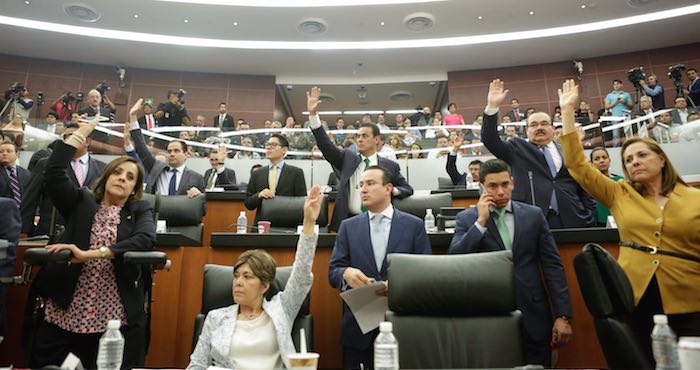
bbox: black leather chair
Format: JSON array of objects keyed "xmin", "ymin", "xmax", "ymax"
[
  {"xmin": 142, "ymin": 193, "xmax": 206, "ymax": 245},
  {"xmin": 259, "ymin": 195, "xmax": 328, "ymax": 229},
  {"xmin": 574, "ymin": 243, "xmax": 652, "ymax": 370},
  {"xmin": 386, "ymin": 251, "xmax": 525, "ymax": 369},
  {"xmin": 392, "ymin": 192, "xmax": 452, "ymax": 219},
  {"xmin": 192, "ymin": 264, "xmax": 313, "ymax": 352}
]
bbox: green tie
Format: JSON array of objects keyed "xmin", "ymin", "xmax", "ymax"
[
  {"xmin": 360, "ymin": 158, "xmax": 371, "ymax": 212},
  {"xmin": 495, "ymin": 208, "xmax": 512, "ymax": 250}
]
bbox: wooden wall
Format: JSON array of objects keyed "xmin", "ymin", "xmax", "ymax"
[
  {"xmin": 447, "ymin": 42, "xmax": 700, "ymax": 122},
  {"xmin": 0, "ymin": 54, "xmax": 275, "ymax": 127}
]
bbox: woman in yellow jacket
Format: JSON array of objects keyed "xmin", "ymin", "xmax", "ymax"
[{"xmin": 555, "ymin": 79, "xmax": 700, "ymax": 360}]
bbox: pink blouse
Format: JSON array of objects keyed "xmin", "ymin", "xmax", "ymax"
[
  {"xmin": 443, "ymin": 114, "xmax": 464, "ymax": 126},
  {"xmin": 45, "ymin": 204, "xmax": 127, "ymax": 333}
]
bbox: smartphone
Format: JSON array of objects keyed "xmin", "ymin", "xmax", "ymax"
[{"xmin": 478, "ymin": 182, "xmax": 486, "ymax": 195}]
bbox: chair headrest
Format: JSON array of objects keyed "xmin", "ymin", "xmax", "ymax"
[
  {"xmin": 201, "ymin": 264, "xmax": 310, "ymax": 315},
  {"xmin": 260, "ymin": 196, "xmax": 328, "ymax": 228},
  {"xmin": 388, "ymin": 251, "xmax": 516, "ymax": 316},
  {"xmin": 574, "ymin": 243, "xmax": 635, "ymax": 317},
  {"xmin": 142, "ymin": 193, "xmax": 206, "ymax": 227},
  {"xmin": 437, "ymin": 177, "xmax": 454, "ymax": 189},
  {"xmin": 392, "ymin": 192, "xmax": 452, "ymax": 219}
]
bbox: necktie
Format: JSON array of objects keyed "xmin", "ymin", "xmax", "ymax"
[
  {"xmin": 147, "ymin": 115, "xmax": 154, "ymax": 130},
  {"xmin": 206, "ymin": 170, "xmax": 216, "ymax": 190},
  {"xmin": 370, "ymin": 214, "xmax": 389, "ymax": 271},
  {"xmin": 540, "ymin": 146, "xmax": 559, "ymax": 212},
  {"xmin": 168, "ymin": 168, "xmax": 178, "ymax": 196},
  {"xmin": 7, "ymin": 167, "xmax": 21, "ymax": 208},
  {"xmin": 360, "ymin": 158, "xmax": 371, "ymax": 212},
  {"xmin": 494, "ymin": 208, "xmax": 512, "ymax": 250},
  {"xmin": 71, "ymin": 158, "xmax": 85, "ymax": 187},
  {"xmin": 269, "ymin": 165, "xmax": 277, "ymax": 193},
  {"xmin": 514, "ymin": 109, "xmax": 520, "ymax": 121},
  {"xmin": 220, "ymin": 115, "xmax": 225, "ymax": 126}
]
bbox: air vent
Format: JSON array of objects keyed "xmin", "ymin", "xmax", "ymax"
[
  {"xmin": 389, "ymin": 90, "xmax": 413, "ymax": 103},
  {"xmin": 403, "ymin": 12, "xmax": 435, "ymax": 33},
  {"xmin": 319, "ymin": 93, "xmax": 335, "ymax": 104},
  {"xmin": 627, "ymin": 0, "xmax": 658, "ymax": 7},
  {"xmin": 63, "ymin": 3, "xmax": 101, "ymax": 22},
  {"xmin": 297, "ymin": 18, "xmax": 328, "ymax": 35}
]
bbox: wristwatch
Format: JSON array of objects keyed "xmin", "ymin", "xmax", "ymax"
[
  {"xmin": 558, "ymin": 315, "xmax": 571, "ymax": 323},
  {"xmin": 99, "ymin": 246, "xmax": 108, "ymax": 259}
]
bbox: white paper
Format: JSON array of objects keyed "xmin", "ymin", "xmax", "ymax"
[
  {"xmin": 156, "ymin": 220, "xmax": 167, "ymax": 233},
  {"xmin": 340, "ymin": 281, "xmax": 388, "ymax": 334}
]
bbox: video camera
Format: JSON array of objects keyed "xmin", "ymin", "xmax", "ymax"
[
  {"xmin": 627, "ymin": 67, "xmax": 646, "ymax": 89},
  {"xmin": 667, "ymin": 64, "xmax": 686, "ymax": 84},
  {"xmin": 4, "ymin": 82, "xmax": 26, "ymax": 100},
  {"xmin": 95, "ymin": 80, "xmax": 111, "ymax": 96},
  {"xmin": 177, "ymin": 88, "xmax": 187, "ymax": 104}
]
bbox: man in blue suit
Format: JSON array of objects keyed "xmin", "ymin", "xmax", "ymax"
[
  {"xmin": 329, "ymin": 166, "xmax": 431, "ymax": 370},
  {"xmin": 449, "ymin": 159, "xmax": 572, "ymax": 366},
  {"xmin": 306, "ymin": 87, "xmax": 414, "ymax": 231},
  {"xmin": 481, "ymin": 79, "xmax": 595, "ymax": 229}
]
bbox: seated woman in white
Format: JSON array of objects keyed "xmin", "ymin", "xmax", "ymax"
[{"xmin": 187, "ymin": 186, "xmax": 322, "ymax": 370}]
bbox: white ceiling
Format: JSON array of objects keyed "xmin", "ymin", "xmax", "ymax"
[{"xmin": 1, "ymin": 0, "xmax": 699, "ymax": 115}]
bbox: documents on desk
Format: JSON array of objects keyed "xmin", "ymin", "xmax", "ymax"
[{"xmin": 340, "ymin": 281, "xmax": 388, "ymax": 334}]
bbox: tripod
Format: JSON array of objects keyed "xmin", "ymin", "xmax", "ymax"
[{"xmin": 675, "ymin": 80, "xmax": 697, "ymax": 109}]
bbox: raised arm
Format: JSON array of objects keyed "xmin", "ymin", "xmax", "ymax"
[
  {"xmin": 481, "ymin": 79, "xmax": 514, "ymax": 163},
  {"xmin": 128, "ymin": 99, "xmax": 157, "ymax": 172},
  {"xmin": 307, "ymin": 87, "xmax": 345, "ymax": 169},
  {"xmin": 446, "ymin": 133, "xmax": 465, "ymax": 185}
]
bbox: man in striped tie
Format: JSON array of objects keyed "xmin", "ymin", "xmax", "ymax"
[{"xmin": 0, "ymin": 142, "xmax": 31, "ymax": 208}]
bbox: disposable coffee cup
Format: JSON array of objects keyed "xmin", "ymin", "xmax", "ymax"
[
  {"xmin": 679, "ymin": 337, "xmax": 700, "ymax": 370},
  {"xmin": 258, "ymin": 221, "xmax": 271, "ymax": 234},
  {"xmin": 288, "ymin": 352, "xmax": 319, "ymax": 370}
]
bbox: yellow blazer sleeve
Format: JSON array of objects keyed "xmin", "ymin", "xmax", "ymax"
[{"xmin": 560, "ymin": 132, "xmax": 621, "ymax": 209}]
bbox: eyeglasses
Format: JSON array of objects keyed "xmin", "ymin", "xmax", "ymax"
[{"xmin": 265, "ymin": 142, "xmax": 281, "ymax": 148}]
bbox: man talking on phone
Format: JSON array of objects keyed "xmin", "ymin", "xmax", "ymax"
[{"xmin": 448, "ymin": 158, "xmax": 572, "ymax": 367}]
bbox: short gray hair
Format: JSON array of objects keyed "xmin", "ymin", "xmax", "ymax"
[{"xmin": 640, "ymin": 95, "xmax": 652, "ymax": 102}]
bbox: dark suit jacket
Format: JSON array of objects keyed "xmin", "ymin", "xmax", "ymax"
[
  {"xmin": 311, "ymin": 126, "xmax": 414, "ymax": 231},
  {"xmin": 20, "ymin": 156, "xmax": 105, "ymax": 235},
  {"xmin": 482, "ymin": 112, "xmax": 595, "ymax": 228},
  {"xmin": 244, "ymin": 163, "xmax": 307, "ymax": 224},
  {"xmin": 130, "ymin": 127, "xmax": 205, "ymax": 195},
  {"xmin": 203, "ymin": 167, "xmax": 237, "ymax": 188},
  {"xmin": 78, "ymin": 106, "xmax": 113, "ymax": 122},
  {"xmin": 213, "ymin": 114, "xmax": 235, "ymax": 131},
  {"xmin": 33, "ymin": 141, "xmax": 156, "ymax": 325},
  {"xmin": 448, "ymin": 201, "xmax": 572, "ymax": 342},
  {"xmin": 671, "ymin": 108, "xmax": 698, "ymax": 125},
  {"xmin": 137, "ymin": 114, "xmax": 159, "ymax": 130},
  {"xmin": 0, "ymin": 164, "xmax": 31, "ymax": 202},
  {"xmin": 329, "ymin": 209, "xmax": 431, "ymax": 352},
  {"xmin": 445, "ymin": 153, "xmax": 467, "ymax": 186},
  {"xmin": 505, "ymin": 109, "xmax": 526, "ymax": 123}
]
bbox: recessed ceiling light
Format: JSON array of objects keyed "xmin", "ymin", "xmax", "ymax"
[
  {"xmin": 183, "ymin": 19, "xmax": 189, "ymax": 23},
  {"xmin": 233, "ymin": 21, "xmax": 238, "ymax": 26},
  {"xmin": 529, "ymin": 10, "xmax": 535, "ymax": 15},
  {"xmin": 477, "ymin": 15, "xmax": 483, "ymax": 20},
  {"xmin": 63, "ymin": 3, "xmax": 101, "ymax": 23},
  {"xmin": 380, "ymin": 21, "xmax": 385, "ymax": 26},
  {"xmin": 133, "ymin": 14, "xmax": 139, "ymax": 18},
  {"xmin": 581, "ymin": 4, "xmax": 587, "ymax": 9},
  {"xmin": 24, "ymin": 0, "xmax": 30, "ymax": 4},
  {"xmin": 297, "ymin": 18, "xmax": 328, "ymax": 35},
  {"xmin": 403, "ymin": 12, "xmax": 435, "ymax": 33}
]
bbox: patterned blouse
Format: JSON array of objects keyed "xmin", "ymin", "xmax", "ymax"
[{"xmin": 45, "ymin": 204, "xmax": 127, "ymax": 333}]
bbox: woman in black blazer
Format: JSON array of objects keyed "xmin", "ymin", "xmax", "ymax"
[{"xmin": 28, "ymin": 117, "xmax": 156, "ymax": 369}]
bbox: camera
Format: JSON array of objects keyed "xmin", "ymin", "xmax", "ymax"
[
  {"xmin": 95, "ymin": 80, "xmax": 111, "ymax": 95},
  {"xmin": 667, "ymin": 64, "xmax": 686, "ymax": 83},
  {"xmin": 62, "ymin": 92, "xmax": 76, "ymax": 104},
  {"xmin": 36, "ymin": 91, "xmax": 44, "ymax": 105},
  {"xmin": 627, "ymin": 67, "xmax": 646, "ymax": 88},
  {"xmin": 75, "ymin": 92, "xmax": 84, "ymax": 102},
  {"xmin": 5, "ymin": 82, "xmax": 26, "ymax": 100},
  {"xmin": 177, "ymin": 88, "xmax": 187, "ymax": 104}
]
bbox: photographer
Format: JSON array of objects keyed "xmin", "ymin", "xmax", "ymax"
[
  {"xmin": 411, "ymin": 106, "xmax": 433, "ymax": 126},
  {"xmin": 639, "ymin": 75, "xmax": 666, "ymax": 110},
  {"xmin": 78, "ymin": 89, "xmax": 114, "ymax": 122},
  {"xmin": 50, "ymin": 93, "xmax": 79, "ymax": 121},
  {"xmin": 4, "ymin": 83, "xmax": 34, "ymax": 122},
  {"xmin": 155, "ymin": 90, "xmax": 190, "ymax": 127}
]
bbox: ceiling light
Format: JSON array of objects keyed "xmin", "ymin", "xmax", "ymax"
[
  {"xmin": 233, "ymin": 21, "xmax": 238, "ymax": 26},
  {"xmin": 2, "ymin": 4, "xmax": 699, "ymax": 50},
  {"xmin": 157, "ymin": 0, "xmax": 445, "ymax": 6},
  {"xmin": 380, "ymin": 21, "xmax": 385, "ymax": 26},
  {"xmin": 389, "ymin": 91, "xmax": 413, "ymax": 102},
  {"xmin": 183, "ymin": 19, "xmax": 189, "ymax": 23},
  {"xmin": 24, "ymin": 0, "xmax": 30, "ymax": 4},
  {"xmin": 529, "ymin": 10, "xmax": 535, "ymax": 15},
  {"xmin": 404, "ymin": 12, "xmax": 435, "ymax": 32},
  {"xmin": 297, "ymin": 18, "xmax": 327, "ymax": 35},
  {"xmin": 477, "ymin": 15, "xmax": 483, "ymax": 20},
  {"xmin": 581, "ymin": 4, "xmax": 587, "ymax": 9},
  {"xmin": 63, "ymin": 3, "xmax": 101, "ymax": 23},
  {"xmin": 133, "ymin": 14, "xmax": 139, "ymax": 18}
]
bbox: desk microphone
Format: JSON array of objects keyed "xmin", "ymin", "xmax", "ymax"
[
  {"xmin": 225, "ymin": 223, "xmax": 298, "ymax": 234},
  {"xmin": 528, "ymin": 171, "xmax": 537, "ymax": 206}
]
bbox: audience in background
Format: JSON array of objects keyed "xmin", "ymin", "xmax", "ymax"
[
  {"xmin": 444, "ymin": 102, "xmax": 465, "ymax": 126},
  {"xmin": 138, "ymin": 102, "xmax": 158, "ymax": 130},
  {"xmin": 640, "ymin": 74, "xmax": 666, "ymax": 110},
  {"xmin": 588, "ymin": 147, "xmax": 624, "ymax": 225},
  {"xmin": 505, "ymin": 98, "xmax": 525, "ymax": 123},
  {"xmin": 213, "ymin": 102, "xmax": 234, "ymax": 131},
  {"xmin": 604, "ymin": 79, "xmax": 634, "ymax": 146}
]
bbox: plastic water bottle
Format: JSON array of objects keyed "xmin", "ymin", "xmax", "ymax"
[
  {"xmin": 236, "ymin": 211, "xmax": 247, "ymax": 234},
  {"xmin": 424, "ymin": 209, "xmax": 436, "ymax": 232},
  {"xmin": 466, "ymin": 172, "xmax": 473, "ymax": 188},
  {"xmin": 96, "ymin": 320, "xmax": 124, "ymax": 370},
  {"xmin": 652, "ymin": 314, "xmax": 680, "ymax": 370},
  {"xmin": 374, "ymin": 321, "xmax": 399, "ymax": 370}
]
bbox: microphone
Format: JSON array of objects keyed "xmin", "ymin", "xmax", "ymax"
[
  {"xmin": 528, "ymin": 171, "xmax": 537, "ymax": 206},
  {"xmin": 225, "ymin": 223, "xmax": 298, "ymax": 234}
]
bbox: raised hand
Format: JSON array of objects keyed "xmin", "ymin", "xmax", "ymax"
[
  {"xmin": 306, "ymin": 87, "xmax": 321, "ymax": 116},
  {"xmin": 303, "ymin": 184, "xmax": 324, "ymax": 224},
  {"xmin": 451, "ymin": 132, "xmax": 465, "ymax": 151},
  {"xmin": 123, "ymin": 118, "xmax": 133, "ymax": 147},
  {"xmin": 129, "ymin": 98, "xmax": 144, "ymax": 117},
  {"xmin": 486, "ymin": 79, "xmax": 510, "ymax": 110},
  {"xmin": 217, "ymin": 143, "xmax": 227, "ymax": 162},
  {"xmin": 558, "ymin": 79, "xmax": 579, "ymax": 111}
]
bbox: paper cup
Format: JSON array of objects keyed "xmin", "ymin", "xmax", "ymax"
[
  {"xmin": 258, "ymin": 221, "xmax": 271, "ymax": 234},
  {"xmin": 288, "ymin": 352, "xmax": 319, "ymax": 370},
  {"xmin": 679, "ymin": 337, "xmax": 700, "ymax": 370}
]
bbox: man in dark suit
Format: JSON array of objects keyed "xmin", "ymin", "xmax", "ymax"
[
  {"xmin": 213, "ymin": 102, "xmax": 234, "ymax": 131},
  {"xmin": 203, "ymin": 145, "xmax": 237, "ymax": 190},
  {"xmin": 137, "ymin": 102, "xmax": 159, "ymax": 130},
  {"xmin": 685, "ymin": 67, "xmax": 700, "ymax": 106},
  {"xmin": 445, "ymin": 135, "xmax": 482, "ymax": 187},
  {"xmin": 127, "ymin": 100, "xmax": 204, "ymax": 197},
  {"xmin": 0, "ymin": 142, "xmax": 31, "ymax": 208},
  {"xmin": 329, "ymin": 165, "xmax": 431, "ymax": 370},
  {"xmin": 505, "ymin": 98, "xmax": 526, "ymax": 123},
  {"xmin": 306, "ymin": 87, "xmax": 413, "ymax": 231},
  {"xmin": 449, "ymin": 159, "xmax": 572, "ymax": 366},
  {"xmin": 245, "ymin": 134, "xmax": 307, "ymax": 224},
  {"xmin": 77, "ymin": 89, "xmax": 113, "ymax": 122},
  {"xmin": 481, "ymin": 79, "xmax": 595, "ymax": 229},
  {"xmin": 20, "ymin": 124, "xmax": 106, "ymax": 236}
]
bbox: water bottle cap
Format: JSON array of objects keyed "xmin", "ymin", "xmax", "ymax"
[
  {"xmin": 426, "ymin": 209, "xmax": 433, "ymax": 215},
  {"xmin": 379, "ymin": 321, "xmax": 393, "ymax": 332},
  {"xmin": 653, "ymin": 314, "xmax": 668, "ymax": 324},
  {"xmin": 240, "ymin": 211, "xmax": 246, "ymax": 215},
  {"xmin": 107, "ymin": 320, "xmax": 121, "ymax": 329}
]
